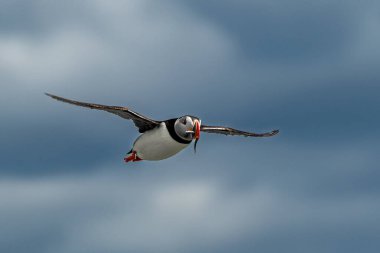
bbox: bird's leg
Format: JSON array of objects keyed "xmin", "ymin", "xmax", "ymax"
[{"xmin": 124, "ymin": 151, "xmax": 142, "ymax": 163}]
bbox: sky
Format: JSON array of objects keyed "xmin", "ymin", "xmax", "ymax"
[{"xmin": 1, "ymin": 0, "xmax": 380, "ymax": 252}]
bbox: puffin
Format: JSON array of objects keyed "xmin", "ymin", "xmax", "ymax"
[{"xmin": 46, "ymin": 93, "xmax": 279, "ymax": 162}]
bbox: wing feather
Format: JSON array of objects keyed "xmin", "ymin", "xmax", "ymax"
[
  {"xmin": 45, "ymin": 93, "xmax": 160, "ymax": 133},
  {"xmin": 200, "ymin": 125, "xmax": 279, "ymax": 137}
]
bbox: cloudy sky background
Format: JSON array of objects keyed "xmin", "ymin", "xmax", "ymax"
[{"xmin": 1, "ymin": 0, "xmax": 380, "ymax": 252}]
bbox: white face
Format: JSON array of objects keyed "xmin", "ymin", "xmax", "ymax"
[{"xmin": 174, "ymin": 116, "xmax": 195, "ymax": 141}]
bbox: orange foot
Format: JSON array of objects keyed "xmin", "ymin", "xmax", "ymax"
[{"xmin": 124, "ymin": 151, "xmax": 143, "ymax": 163}]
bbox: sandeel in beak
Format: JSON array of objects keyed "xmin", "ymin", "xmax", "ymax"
[{"xmin": 193, "ymin": 119, "xmax": 201, "ymax": 153}]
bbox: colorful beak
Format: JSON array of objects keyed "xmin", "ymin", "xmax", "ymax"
[
  {"xmin": 194, "ymin": 120, "xmax": 200, "ymax": 140},
  {"xmin": 193, "ymin": 119, "xmax": 201, "ymax": 153}
]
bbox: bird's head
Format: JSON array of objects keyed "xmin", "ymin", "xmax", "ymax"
[{"xmin": 174, "ymin": 115, "xmax": 201, "ymax": 152}]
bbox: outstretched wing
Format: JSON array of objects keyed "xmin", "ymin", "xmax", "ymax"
[
  {"xmin": 45, "ymin": 93, "xmax": 160, "ymax": 133},
  {"xmin": 200, "ymin": 125, "xmax": 279, "ymax": 137}
]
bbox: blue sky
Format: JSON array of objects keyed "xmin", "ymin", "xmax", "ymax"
[{"xmin": 1, "ymin": 1, "xmax": 380, "ymax": 252}]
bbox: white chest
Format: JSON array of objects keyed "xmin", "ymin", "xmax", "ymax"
[{"xmin": 133, "ymin": 122, "xmax": 190, "ymax": 161}]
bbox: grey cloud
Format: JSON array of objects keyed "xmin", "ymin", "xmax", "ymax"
[
  {"xmin": 0, "ymin": 1, "xmax": 379, "ymax": 252},
  {"xmin": 1, "ymin": 172, "xmax": 379, "ymax": 253},
  {"xmin": 1, "ymin": 0, "xmax": 379, "ymax": 177},
  {"xmin": 178, "ymin": 0, "xmax": 380, "ymax": 63},
  {"xmin": 0, "ymin": 0, "xmax": 95, "ymax": 35}
]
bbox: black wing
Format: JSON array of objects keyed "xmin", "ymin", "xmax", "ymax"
[
  {"xmin": 45, "ymin": 93, "xmax": 160, "ymax": 133},
  {"xmin": 200, "ymin": 125, "xmax": 279, "ymax": 137}
]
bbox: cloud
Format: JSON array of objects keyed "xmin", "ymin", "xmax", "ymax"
[
  {"xmin": 0, "ymin": 0, "xmax": 235, "ymax": 97},
  {"xmin": 1, "ymin": 0, "xmax": 379, "ymax": 177},
  {"xmin": 0, "ymin": 173, "xmax": 273, "ymax": 252},
  {"xmin": 0, "ymin": 30, "xmax": 109, "ymax": 86},
  {"xmin": 1, "ymin": 0, "xmax": 379, "ymax": 116},
  {"xmin": 346, "ymin": 7, "xmax": 380, "ymax": 61},
  {"xmin": 1, "ymin": 1, "xmax": 380, "ymax": 253},
  {"xmin": 1, "ymin": 170, "xmax": 379, "ymax": 253}
]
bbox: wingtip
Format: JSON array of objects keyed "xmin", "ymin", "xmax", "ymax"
[
  {"xmin": 45, "ymin": 92, "xmax": 60, "ymax": 100},
  {"xmin": 272, "ymin": 129, "xmax": 280, "ymax": 136}
]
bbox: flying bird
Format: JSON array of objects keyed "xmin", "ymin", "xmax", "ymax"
[{"xmin": 46, "ymin": 93, "xmax": 279, "ymax": 162}]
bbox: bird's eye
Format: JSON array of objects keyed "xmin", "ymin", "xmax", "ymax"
[{"xmin": 183, "ymin": 118, "xmax": 187, "ymax": 125}]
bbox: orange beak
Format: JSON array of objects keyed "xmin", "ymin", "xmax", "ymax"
[
  {"xmin": 194, "ymin": 120, "xmax": 200, "ymax": 140},
  {"xmin": 193, "ymin": 119, "xmax": 201, "ymax": 153}
]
